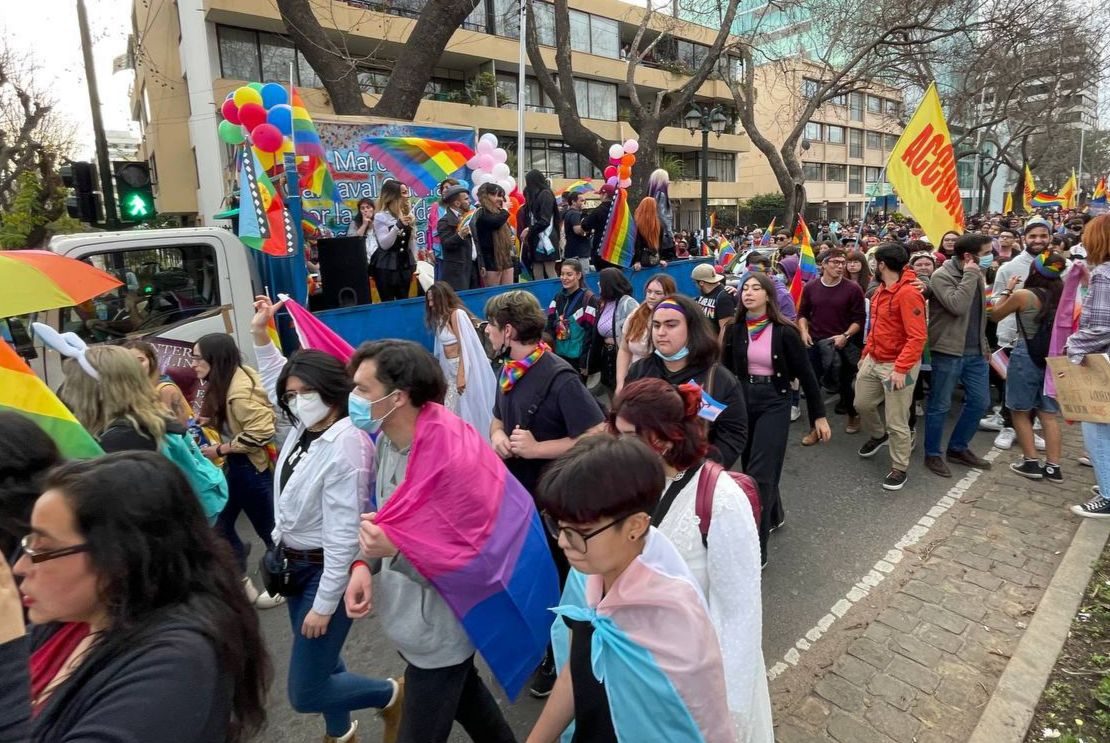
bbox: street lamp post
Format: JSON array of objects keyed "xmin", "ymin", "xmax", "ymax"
[{"xmin": 685, "ymin": 104, "xmax": 729, "ymax": 246}]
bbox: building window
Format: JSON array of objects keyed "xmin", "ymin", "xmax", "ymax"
[
  {"xmin": 533, "ymin": 2, "xmax": 556, "ymax": 46},
  {"xmin": 867, "ymin": 95, "xmax": 882, "ymax": 113},
  {"xmin": 849, "ymin": 92, "xmax": 863, "ymax": 121},
  {"xmin": 849, "ymin": 129, "xmax": 863, "ymax": 158},
  {"xmin": 573, "ymin": 79, "xmax": 617, "ymax": 121},
  {"xmin": 569, "ymin": 10, "xmax": 591, "ymax": 52},
  {"xmin": 866, "ymin": 131, "xmax": 881, "ymax": 150},
  {"xmin": 217, "ymin": 26, "xmax": 261, "ymax": 81},
  {"xmin": 802, "ymin": 78, "xmax": 819, "ymax": 98},
  {"xmin": 831, "ymin": 93, "xmax": 847, "ymax": 106},
  {"xmin": 517, "ymin": 137, "xmax": 601, "ymax": 180},
  {"xmin": 865, "ymin": 166, "xmax": 881, "ymax": 182},
  {"xmin": 886, "ymin": 99, "xmax": 900, "ymax": 117},
  {"xmin": 259, "ymin": 33, "xmax": 296, "ymax": 83},
  {"xmin": 849, "ymin": 166, "xmax": 863, "ymax": 194},
  {"xmin": 883, "ymin": 133, "xmax": 898, "ymax": 151},
  {"xmin": 826, "ymin": 125, "xmax": 845, "ymax": 144},
  {"xmin": 589, "ymin": 16, "xmax": 619, "ymax": 58},
  {"xmin": 826, "ymin": 164, "xmax": 846, "ymax": 182},
  {"xmin": 848, "ymin": 201, "xmax": 863, "ymax": 220},
  {"xmin": 803, "ymin": 162, "xmax": 823, "ymax": 181},
  {"xmin": 679, "ymin": 151, "xmax": 735, "ymax": 182},
  {"xmin": 804, "ymin": 121, "xmax": 822, "ymax": 141}
]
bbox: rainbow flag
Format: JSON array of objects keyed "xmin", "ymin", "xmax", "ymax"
[
  {"xmin": 266, "ymin": 317, "xmax": 282, "ymax": 353},
  {"xmin": 1089, "ymin": 176, "xmax": 1108, "ymax": 215},
  {"xmin": 1093, "ymin": 176, "xmax": 1107, "ymax": 201},
  {"xmin": 374, "ymin": 403, "xmax": 559, "ymax": 699},
  {"xmin": 563, "ymin": 180, "xmax": 594, "ymax": 195},
  {"xmin": 760, "ymin": 216, "xmax": 777, "ymax": 245},
  {"xmin": 715, "ymin": 238, "xmax": 737, "ymax": 271},
  {"xmin": 0, "ymin": 339, "xmax": 102, "ymax": 459},
  {"xmin": 599, "ymin": 188, "xmax": 637, "ymax": 267},
  {"xmin": 1031, "ymin": 192, "xmax": 1068, "ymax": 208},
  {"xmin": 291, "ymin": 88, "xmax": 340, "ymax": 203},
  {"xmin": 359, "ymin": 137, "xmax": 474, "ymax": 197},
  {"xmin": 789, "ymin": 216, "xmax": 817, "ymax": 307},
  {"xmin": 458, "ymin": 209, "xmax": 477, "ymax": 233}
]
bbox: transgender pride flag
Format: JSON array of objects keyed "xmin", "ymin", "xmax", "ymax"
[{"xmin": 373, "ymin": 403, "xmax": 559, "ymax": 698}]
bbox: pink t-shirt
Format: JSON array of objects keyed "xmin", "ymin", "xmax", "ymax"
[{"xmin": 747, "ymin": 327, "xmax": 774, "ymax": 376}]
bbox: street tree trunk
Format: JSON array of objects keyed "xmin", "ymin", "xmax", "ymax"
[{"xmin": 275, "ymin": 0, "xmax": 371, "ymax": 115}]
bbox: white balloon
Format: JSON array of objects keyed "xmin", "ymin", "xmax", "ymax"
[
  {"xmin": 492, "ymin": 147, "xmax": 508, "ymax": 164},
  {"xmin": 498, "ymin": 178, "xmax": 514, "ymax": 194},
  {"xmin": 479, "ymin": 132, "xmax": 499, "ymax": 148},
  {"xmin": 608, "ymin": 143, "xmax": 625, "ymax": 160},
  {"xmin": 504, "ymin": 176, "xmax": 516, "ymax": 193},
  {"xmin": 492, "ymin": 163, "xmax": 511, "ymax": 178},
  {"xmin": 472, "ymin": 186, "xmax": 483, "ymax": 200},
  {"xmin": 474, "ymin": 172, "xmax": 493, "ymax": 184}
]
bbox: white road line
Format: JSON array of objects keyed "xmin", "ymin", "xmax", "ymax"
[{"xmin": 766, "ymin": 447, "xmax": 1001, "ymax": 681}]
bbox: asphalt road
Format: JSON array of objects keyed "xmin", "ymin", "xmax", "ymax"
[{"xmin": 250, "ymin": 402, "xmax": 1000, "ymax": 741}]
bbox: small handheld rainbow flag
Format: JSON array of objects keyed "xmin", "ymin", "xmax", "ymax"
[
  {"xmin": 458, "ymin": 209, "xmax": 477, "ymax": 232},
  {"xmin": 0, "ymin": 339, "xmax": 102, "ymax": 459},
  {"xmin": 715, "ymin": 237, "xmax": 738, "ymax": 272},
  {"xmin": 1089, "ymin": 176, "xmax": 1108, "ymax": 215},
  {"xmin": 760, "ymin": 216, "xmax": 777, "ymax": 245},
  {"xmin": 789, "ymin": 216, "xmax": 817, "ymax": 307},
  {"xmin": 563, "ymin": 180, "xmax": 594, "ymax": 195},
  {"xmin": 599, "ymin": 188, "xmax": 637, "ymax": 267},
  {"xmin": 359, "ymin": 137, "xmax": 475, "ymax": 197},
  {"xmin": 291, "ymin": 88, "xmax": 340, "ymax": 204}
]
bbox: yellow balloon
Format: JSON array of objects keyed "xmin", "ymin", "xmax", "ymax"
[
  {"xmin": 255, "ymin": 149, "xmax": 276, "ymax": 172},
  {"xmin": 233, "ymin": 86, "xmax": 263, "ymax": 107}
]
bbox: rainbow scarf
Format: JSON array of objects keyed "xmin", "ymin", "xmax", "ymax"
[
  {"xmin": 599, "ymin": 189, "xmax": 637, "ymax": 267},
  {"xmin": 359, "ymin": 136, "xmax": 474, "ymax": 197},
  {"xmin": 746, "ymin": 314, "xmax": 771, "ymax": 341},
  {"xmin": 498, "ymin": 342, "xmax": 548, "ymax": 394},
  {"xmin": 0, "ymin": 339, "xmax": 102, "ymax": 459}
]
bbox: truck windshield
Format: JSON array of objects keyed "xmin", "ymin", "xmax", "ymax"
[{"xmin": 55, "ymin": 243, "xmax": 222, "ymax": 343}]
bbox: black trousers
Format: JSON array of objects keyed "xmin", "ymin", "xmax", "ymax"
[
  {"xmin": 372, "ymin": 268, "xmax": 413, "ymax": 302},
  {"xmin": 398, "ymin": 655, "xmax": 516, "ymax": 743},
  {"xmin": 741, "ymin": 382, "xmax": 792, "ymax": 565},
  {"xmin": 807, "ymin": 343, "xmax": 858, "ymax": 416}
]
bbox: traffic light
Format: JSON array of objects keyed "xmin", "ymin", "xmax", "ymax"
[
  {"xmin": 114, "ymin": 161, "xmax": 155, "ymax": 223},
  {"xmin": 61, "ymin": 161, "xmax": 101, "ymax": 224}
]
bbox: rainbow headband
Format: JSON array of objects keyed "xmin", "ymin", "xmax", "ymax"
[
  {"xmin": 653, "ymin": 299, "xmax": 686, "ymax": 315},
  {"xmin": 1033, "ymin": 251, "xmax": 1064, "ymax": 278}
]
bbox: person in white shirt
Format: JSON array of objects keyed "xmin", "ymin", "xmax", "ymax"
[
  {"xmin": 609, "ymin": 378, "xmax": 773, "ymax": 743},
  {"xmin": 250, "ymin": 296, "xmax": 402, "ymax": 743},
  {"xmin": 347, "ymin": 197, "xmax": 380, "ymax": 265}
]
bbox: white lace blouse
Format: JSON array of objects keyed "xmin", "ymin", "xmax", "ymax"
[{"xmin": 656, "ymin": 464, "xmax": 775, "ymax": 743}]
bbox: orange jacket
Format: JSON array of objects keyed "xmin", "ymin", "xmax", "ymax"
[{"xmin": 862, "ymin": 267, "xmax": 927, "ymax": 374}]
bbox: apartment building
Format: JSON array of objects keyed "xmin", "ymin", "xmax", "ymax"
[
  {"xmin": 732, "ymin": 61, "xmax": 904, "ymax": 222},
  {"xmin": 130, "ymin": 0, "xmax": 749, "ymax": 226}
]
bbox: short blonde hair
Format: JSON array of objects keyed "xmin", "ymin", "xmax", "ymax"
[{"xmin": 61, "ymin": 345, "xmax": 168, "ymax": 442}]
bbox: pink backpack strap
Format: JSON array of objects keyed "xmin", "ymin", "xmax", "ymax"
[{"xmin": 695, "ymin": 461, "xmax": 722, "ymax": 546}]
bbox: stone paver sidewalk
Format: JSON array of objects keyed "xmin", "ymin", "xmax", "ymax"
[{"xmin": 771, "ymin": 429, "xmax": 1098, "ymax": 743}]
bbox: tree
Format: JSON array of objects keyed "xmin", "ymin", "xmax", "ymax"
[
  {"xmin": 524, "ymin": 0, "xmax": 741, "ymax": 197},
  {"xmin": 275, "ymin": 0, "xmax": 482, "ymax": 119},
  {"xmin": 0, "ymin": 41, "xmax": 73, "ymax": 247}
]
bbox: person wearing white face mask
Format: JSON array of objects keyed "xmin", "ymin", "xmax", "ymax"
[{"xmin": 250, "ymin": 297, "xmax": 403, "ymax": 743}]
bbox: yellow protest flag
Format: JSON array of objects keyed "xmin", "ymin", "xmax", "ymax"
[
  {"xmin": 1003, "ymin": 191, "xmax": 1013, "ymax": 214},
  {"xmin": 1060, "ymin": 170, "xmax": 1078, "ymax": 208},
  {"xmin": 886, "ymin": 83, "xmax": 964, "ymax": 242},
  {"xmin": 1023, "ymin": 165, "xmax": 1035, "ymax": 213}
]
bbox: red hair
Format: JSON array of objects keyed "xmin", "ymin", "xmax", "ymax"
[
  {"xmin": 634, "ymin": 197, "xmax": 661, "ymax": 251},
  {"xmin": 610, "ymin": 378, "xmax": 708, "ymax": 471}
]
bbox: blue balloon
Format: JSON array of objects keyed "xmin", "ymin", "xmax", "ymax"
[
  {"xmin": 260, "ymin": 82, "xmax": 289, "ymax": 109},
  {"xmin": 267, "ymin": 104, "xmax": 293, "ymax": 137}
]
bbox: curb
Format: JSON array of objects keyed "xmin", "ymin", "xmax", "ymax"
[{"xmin": 968, "ymin": 516, "xmax": 1110, "ymax": 743}]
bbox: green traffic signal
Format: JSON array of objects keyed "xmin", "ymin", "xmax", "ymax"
[
  {"xmin": 124, "ymin": 192, "xmax": 152, "ymax": 218},
  {"xmin": 113, "ymin": 161, "xmax": 156, "ymax": 223}
]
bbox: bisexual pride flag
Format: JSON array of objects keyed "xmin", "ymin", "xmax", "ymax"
[{"xmin": 373, "ymin": 403, "xmax": 559, "ymax": 698}]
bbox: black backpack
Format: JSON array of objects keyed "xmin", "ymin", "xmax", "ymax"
[{"xmin": 1017, "ymin": 289, "xmax": 1053, "ymax": 368}]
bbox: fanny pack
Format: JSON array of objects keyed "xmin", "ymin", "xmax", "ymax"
[{"xmin": 258, "ymin": 544, "xmax": 320, "ymax": 597}]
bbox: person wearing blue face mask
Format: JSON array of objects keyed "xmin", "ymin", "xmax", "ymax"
[
  {"xmin": 625, "ymin": 293, "xmax": 748, "ymax": 469},
  {"xmin": 921, "ymin": 233, "xmax": 994, "ymax": 479},
  {"xmin": 250, "ymin": 296, "xmax": 402, "ymax": 743}
]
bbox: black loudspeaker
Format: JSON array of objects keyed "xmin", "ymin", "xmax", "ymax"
[{"xmin": 317, "ymin": 237, "xmax": 370, "ymax": 309}]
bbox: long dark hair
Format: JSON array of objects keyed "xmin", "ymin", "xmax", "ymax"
[
  {"xmin": 275, "ymin": 350, "xmax": 353, "ymax": 424},
  {"xmin": 0, "ymin": 412, "xmax": 62, "ymax": 558},
  {"xmin": 352, "ymin": 197, "xmax": 375, "ymax": 228},
  {"xmin": 424, "ymin": 281, "xmax": 471, "ymax": 332},
  {"xmin": 35, "ymin": 453, "xmax": 270, "ymax": 741},
  {"xmin": 734, "ymin": 271, "xmax": 796, "ymax": 328},
  {"xmin": 652, "ymin": 294, "xmax": 719, "ymax": 369},
  {"xmin": 196, "ymin": 333, "xmax": 247, "ymax": 429},
  {"xmin": 598, "ymin": 267, "xmax": 633, "ymax": 303},
  {"xmin": 845, "ymin": 249, "xmax": 872, "ymax": 293}
]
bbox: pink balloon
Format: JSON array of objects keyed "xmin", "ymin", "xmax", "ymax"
[
  {"xmin": 479, "ymin": 154, "xmax": 496, "ymax": 171},
  {"xmin": 492, "ymin": 147, "xmax": 508, "ymax": 164},
  {"xmin": 623, "ymin": 139, "xmax": 639, "ymax": 154},
  {"xmin": 610, "ymin": 157, "xmax": 621, "ymax": 167},
  {"xmin": 466, "ymin": 156, "xmax": 482, "ymax": 169},
  {"xmin": 618, "ymin": 177, "xmax": 632, "ymax": 188},
  {"xmin": 604, "ymin": 166, "xmax": 617, "ymax": 178},
  {"xmin": 238, "ymin": 102, "xmax": 267, "ymax": 131},
  {"xmin": 250, "ymin": 123, "xmax": 284, "ymax": 153},
  {"xmin": 606, "ymin": 176, "xmax": 618, "ymax": 186},
  {"xmin": 477, "ymin": 139, "xmax": 494, "ymax": 154},
  {"xmin": 221, "ymin": 99, "xmax": 241, "ymax": 125}
]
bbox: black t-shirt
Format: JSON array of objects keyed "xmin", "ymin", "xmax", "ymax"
[
  {"xmin": 696, "ymin": 285, "xmax": 737, "ymax": 333},
  {"xmin": 563, "ymin": 210, "xmax": 592, "ymax": 259},
  {"xmin": 493, "ymin": 352, "xmax": 605, "ymax": 495},
  {"xmin": 279, "ymin": 428, "xmax": 325, "ymax": 491},
  {"xmin": 567, "ymin": 617, "xmax": 617, "ymax": 742}
]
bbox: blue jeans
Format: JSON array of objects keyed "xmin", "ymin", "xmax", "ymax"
[
  {"xmin": 924, "ymin": 352, "xmax": 990, "ymax": 457},
  {"xmin": 1083, "ymin": 422, "xmax": 1110, "ymax": 496},
  {"xmin": 215, "ymin": 454, "xmax": 275, "ymax": 573},
  {"xmin": 286, "ymin": 560, "xmax": 394, "ymax": 736}
]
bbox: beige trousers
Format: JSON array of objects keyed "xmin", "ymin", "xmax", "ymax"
[{"xmin": 854, "ymin": 356, "xmax": 921, "ymax": 472}]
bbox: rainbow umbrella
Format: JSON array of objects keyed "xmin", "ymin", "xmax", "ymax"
[
  {"xmin": 0, "ymin": 250, "xmax": 123, "ymax": 317},
  {"xmin": 563, "ymin": 180, "xmax": 595, "ymax": 195}
]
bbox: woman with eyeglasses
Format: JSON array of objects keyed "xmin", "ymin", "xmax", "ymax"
[
  {"xmin": 608, "ymin": 380, "xmax": 774, "ymax": 742},
  {"xmin": 526, "ymin": 435, "xmax": 734, "ymax": 743},
  {"xmin": 473, "ymin": 182, "xmax": 516, "ymax": 286},
  {"xmin": 249, "ymin": 297, "xmax": 402, "ymax": 743},
  {"xmin": 3, "ymin": 452, "xmax": 270, "ymax": 742},
  {"xmin": 190, "ymin": 333, "xmax": 282, "ymax": 610}
]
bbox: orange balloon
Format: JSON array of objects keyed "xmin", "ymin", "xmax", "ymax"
[
  {"xmin": 618, "ymin": 165, "xmax": 631, "ymax": 180},
  {"xmin": 620, "ymin": 154, "xmax": 635, "ymax": 166}
]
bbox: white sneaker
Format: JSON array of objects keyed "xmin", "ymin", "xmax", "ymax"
[
  {"xmin": 1034, "ymin": 434, "xmax": 1046, "ymax": 451},
  {"xmin": 994, "ymin": 427, "xmax": 1016, "ymax": 450},
  {"xmin": 1033, "ymin": 418, "xmax": 1043, "ymax": 431},
  {"xmin": 979, "ymin": 412, "xmax": 1005, "ymax": 431},
  {"xmin": 790, "ymin": 405, "xmax": 801, "ymax": 422},
  {"xmin": 254, "ymin": 590, "xmax": 286, "ymax": 610},
  {"xmin": 1079, "ymin": 455, "xmax": 1093, "ymax": 467},
  {"xmin": 324, "ymin": 720, "xmax": 358, "ymax": 743}
]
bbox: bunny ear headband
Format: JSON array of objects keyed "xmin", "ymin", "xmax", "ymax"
[{"xmin": 32, "ymin": 322, "xmax": 100, "ymax": 380}]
